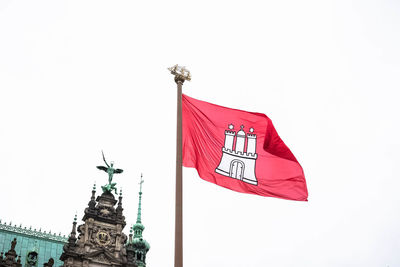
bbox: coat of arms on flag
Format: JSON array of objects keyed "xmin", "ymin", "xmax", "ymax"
[{"xmin": 215, "ymin": 124, "xmax": 258, "ymax": 185}]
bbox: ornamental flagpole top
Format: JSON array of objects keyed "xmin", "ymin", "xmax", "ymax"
[{"xmin": 168, "ymin": 64, "xmax": 191, "ymax": 82}]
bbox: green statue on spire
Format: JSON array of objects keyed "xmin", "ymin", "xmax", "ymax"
[{"xmin": 97, "ymin": 151, "xmax": 123, "ymax": 194}]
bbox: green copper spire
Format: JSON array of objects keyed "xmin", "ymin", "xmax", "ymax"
[
  {"xmin": 132, "ymin": 174, "xmax": 145, "ymax": 239},
  {"xmin": 130, "ymin": 173, "xmax": 150, "ymax": 267}
]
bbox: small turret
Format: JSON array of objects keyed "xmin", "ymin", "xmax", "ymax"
[
  {"xmin": 116, "ymin": 188, "xmax": 124, "ymax": 218},
  {"xmin": 128, "ymin": 226, "xmax": 133, "ymax": 244},
  {"xmin": 88, "ymin": 183, "xmax": 96, "ymax": 209},
  {"xmin": 67, "ymin": 215, "xmax": 77, "ymax": 246}
]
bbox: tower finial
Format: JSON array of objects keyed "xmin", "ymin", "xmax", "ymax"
[
  {"xmin": 137, "ymin": 174, "xmax": 144, "ymax": 224},
  {"xmin": 139, "ymin": 173, "xmax": 143, "ymax": 195}
]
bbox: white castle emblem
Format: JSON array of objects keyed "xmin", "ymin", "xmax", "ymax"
[{"xmin": 215, "ymin": 124, "xmax": 258, "ymax": 185}]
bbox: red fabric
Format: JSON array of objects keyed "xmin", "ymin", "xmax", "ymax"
[{"xmin": 182, "ymin": 94, "xmax": 308, "ymax": 201}]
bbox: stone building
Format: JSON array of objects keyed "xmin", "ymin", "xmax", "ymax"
[
  {"xmin": 0, "ymin": 178, "xmax": 150, "ymax": 267},
  {"xmin": 60, "ymin": 180, "xmax": 150, "ymax": 267}
]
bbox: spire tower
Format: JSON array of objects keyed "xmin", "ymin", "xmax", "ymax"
[{"xmin": 126, "ymin": 174, "xmax": 150, "ymax": 267}]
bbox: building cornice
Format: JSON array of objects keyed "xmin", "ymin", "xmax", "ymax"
[{"xmin": 0, "ymin": 221, "xmax": 67, "ymax": 243}]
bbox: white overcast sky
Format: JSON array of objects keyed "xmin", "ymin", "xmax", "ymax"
[{"xmin": 1, "ymin": 1, "xmax": 399, "ymax": 266}]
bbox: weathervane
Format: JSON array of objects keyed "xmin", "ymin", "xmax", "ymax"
[
  {"xmin": 96, "ymin": 151, "xmax": 123, "ymax": 194},
  {"xmin": 139, "ymin": 173, "xmax": 144, "ymax": 191}
]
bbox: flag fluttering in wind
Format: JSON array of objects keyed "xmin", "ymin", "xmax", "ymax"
[{"xmin": 182, "ymin": 94, "xmax": 308, "ymax": 201}]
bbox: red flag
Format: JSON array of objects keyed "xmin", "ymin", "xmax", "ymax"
[{"xmin": 182, "ymin": 94, "xmax": 308, "ymax": 201}]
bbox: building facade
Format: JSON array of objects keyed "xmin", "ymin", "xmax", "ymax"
[
  {"xmin": 0, "ymin": 222, "xmax": 67, "ymax": 267},
  {"xmin": 60, "ymin": 181, "xmax": 150, "ymax": 267},
  {"xmin": 0, "ymin": 179, "xmax": 150, "ymax": 267}
]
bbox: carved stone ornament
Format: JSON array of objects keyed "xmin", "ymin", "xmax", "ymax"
[
  {"xmin": 93, "ymin": 253, "xmax": 108, "ymax": 264},
  {"xmin": 100, "ymin": 208, "xmax": 111, "ymax": 216},
  {"xmin": 26, "ymin": 251, "xmax": 38, "ymax": 266},
  {"xmin": 96, "ymin": 231, "xmax": 111, "ymax": 246}
]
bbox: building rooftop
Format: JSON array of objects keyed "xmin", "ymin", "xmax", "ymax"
[{"xmin": 0, "ymin": 220, "xmax": 67, "ymax": 267}]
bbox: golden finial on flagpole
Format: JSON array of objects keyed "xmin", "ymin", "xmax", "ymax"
[{"xmin": 168, "ymin": 64, "xmax": 191, "ymax": 83}]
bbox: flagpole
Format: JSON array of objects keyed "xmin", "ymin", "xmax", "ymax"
[{"xmin": 168, "ymin": 64, "xmax": 191, "ymax": 267}]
